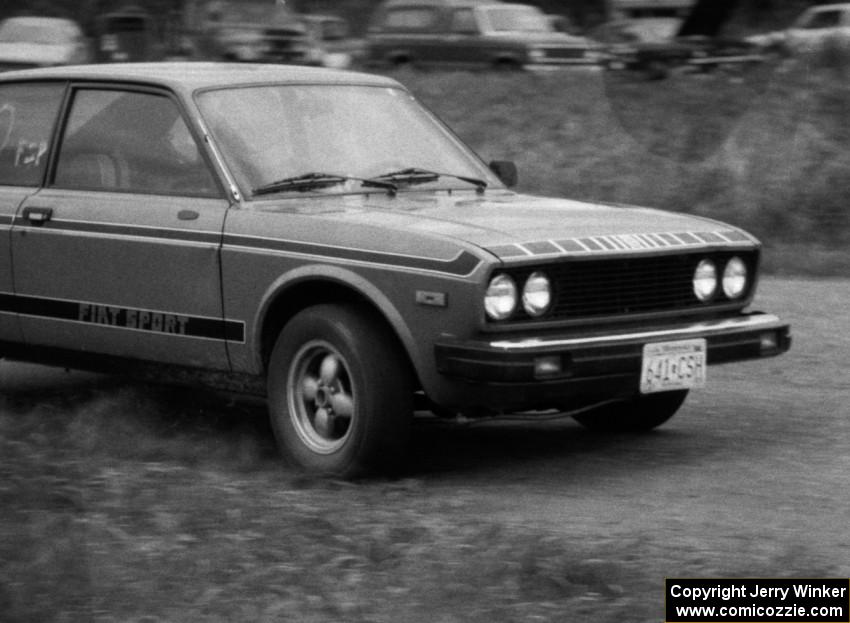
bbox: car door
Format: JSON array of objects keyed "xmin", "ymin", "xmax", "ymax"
[
  {"xmin": 11, "ymin": 84, "xmax": 234, "ymax": 369},
  {"xmin": 0, "ymin": 81, "xmax": 66, "ymax": 346}
]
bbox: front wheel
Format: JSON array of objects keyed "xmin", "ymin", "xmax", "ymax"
[
  {"xmin": 267, "ymin": 304, "xmax": 413, "ymax": 478},
  {"xmin": 573, "ymin": 390, "xmax": 688, "ymax": 432}
]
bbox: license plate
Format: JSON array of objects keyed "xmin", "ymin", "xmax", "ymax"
[{"xmin": 640, "ymin": 339, "xmax": 707, "ymax": 394}]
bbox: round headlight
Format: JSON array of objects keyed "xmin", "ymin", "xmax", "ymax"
[
  {"xmin": 485, "ymin": 274, "xmax": 517, "ymax": 320},
  {"xmin": 693, "ymin": 259, "xmax": 717, "ymax": 302},
  {"xmin": 722, "ymin": 256, "xmax": 748, "ymax": 299},
  {"xmin": 522, "ymin": 272, "xmax": 552, "ymax": 317}
]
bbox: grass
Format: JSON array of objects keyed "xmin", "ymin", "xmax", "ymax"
[
  {"xmin": 0, "ymin": 384, "xmax": 637, "ymax": 622},
  {"xmin": 393, "ymin": 59, "xmax": 850, "ymax": 275},
  {"xmin": 1, "ymin": 380, "xmax": 840, "ymax": 622}
]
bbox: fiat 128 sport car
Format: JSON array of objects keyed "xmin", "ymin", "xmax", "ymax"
[{"xmin": 0, "ymin": 63, "xmax": 789, "ymax": 476}]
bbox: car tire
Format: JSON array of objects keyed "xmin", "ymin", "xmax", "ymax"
[
  {"xmin": 643, "ymin": 59, "xmax": 671, "ymax": 80},
  {"xmin": 267, "ymin": 304, "xmax": 413, "ymax": 478},
  {"xmin": 572, "ymin": 390, "xmax": 688, "ymax": 432}
]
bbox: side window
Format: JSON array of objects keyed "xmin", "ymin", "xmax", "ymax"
[
  {"xmin": 384, "ymin": 8, "xmax": 439, "ymax": 31},
  {"xmin": 53, "ymin": 89, "xmax": 218, "ymax": 197},
  {"xmin": 450, "ymin": 9, "xmax": 478, "ymax": 34},
  {"xmin": 802, "ymin": 10, "xmax": 842, "ymax": 30},
  {"xmin": 0, "ymin": 83, "xmax": 64, "ymax": 187}
]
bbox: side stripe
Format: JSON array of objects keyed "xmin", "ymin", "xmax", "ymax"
[
  {"xmin": 6, "ymin": 219, "xmax": 482, "ymax": 276},
  {"xmin": 223, "ymin": 234, "xmax": 482, "ymax": 276},
  {"xmin": 16, "ymin": 219, "xmax": 222, "ymax": 245},
  {"xmin": 0, "ymin": 292, "xmax": 245, "ymax": 342}
]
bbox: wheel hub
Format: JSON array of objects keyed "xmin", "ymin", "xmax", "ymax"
[{"xmin": 288, "ymin": 343, "xmax": 355, "ymax": 454}]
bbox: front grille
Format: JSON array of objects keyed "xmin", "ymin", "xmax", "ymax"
[{"xmin": 501, "ymin": 250, "xmax": 757, "ymax": 323}]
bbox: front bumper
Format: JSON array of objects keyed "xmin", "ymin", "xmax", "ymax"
[{"xmin": 434, "ymin": 312, "xmax": 790, "ymax": 409}]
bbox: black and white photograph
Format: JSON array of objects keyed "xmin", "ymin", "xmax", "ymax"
[{"xmin": 0, "ymin": 0, "xmax": 847, "ymax": 621}]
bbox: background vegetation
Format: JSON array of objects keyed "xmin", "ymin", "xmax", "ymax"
[
  {"xmin": 395, "ymin": 57, "xmax": 850, "ymax": 275},
  {"xmin": 0, "ymin": 380, "xmax": 665, "ymax": 623}
]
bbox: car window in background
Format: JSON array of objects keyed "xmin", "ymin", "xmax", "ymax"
[
  {"xmin": 54, "ymin": 89, "xmax": 217, "ymax": 196},
  {"xmin": 450, "ymin": 9, "xmax": 478, "ymax": 34},
  {"xmin": 800, "ymin": 10, "xmax": 842, "ymax": 30},
  {"xmin": 0, "ymin": 83, "xmax": 65, "ymax": 187},
  {"xmin": 484, "ymin": 6, "xmax": 553, "ymax": 33},
  {"xmin": 319, "ymin": 18, "xmax": 348, "ymax": 40},
  {"xmin": 384, "ymin": 8, "xmax": 439, "ymax": 30},
  {"xmin": 592, "ymin": 19, "xmax": 681, "ymax": 44}
]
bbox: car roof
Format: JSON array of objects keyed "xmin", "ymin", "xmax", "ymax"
[
  {"xmin": 804, "ymin": 3, "xmax": 850, "ymax": 12},
  {"xmin": 0, "ymin": 15, "xmax": 83, "ymax": 35},
  {"xmin": 0, "ymin": 16, "xmax": 79, "ymax": 26},
  {"xmin": 0, "ymin": 62, "xmax": 401, "ymax": 94}
]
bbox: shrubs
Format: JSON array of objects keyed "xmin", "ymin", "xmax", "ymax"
[{"xmin": 398, "ymin": 65, "xmax": 849, "ymax": 273}]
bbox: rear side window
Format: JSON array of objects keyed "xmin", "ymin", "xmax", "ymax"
[
  {"xmin": 450, "ymin": 9, "xmax": 478, "ymax": 34},
  {"xmin": 384, "ymin": 8, "xmax": 439, "ymax": 31},
  {"xmin": 0, "ymin": 83, "xmax": 64, "ymax": 187}
]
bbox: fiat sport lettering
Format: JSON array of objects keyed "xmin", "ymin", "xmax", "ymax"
[{"xmin": 0, "ymin": 63, "xmax": 790, "ymax": 477}]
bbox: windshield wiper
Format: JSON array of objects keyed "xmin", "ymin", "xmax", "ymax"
[
  {"xmin": 369, "ymin": 168, "xmax": 487, "ymax": 194},
  {"xmin": 253, "ymin": 172, "xmax": 397, "ymax": 197}
]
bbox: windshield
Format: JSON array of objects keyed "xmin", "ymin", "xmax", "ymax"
[
  {"xmin": 196, "ymin": 84, "xmax": 499, "ymax": 196},
  {"xmin": 484, "ymin": 6, "xmax": 553, "ymax": 33}
]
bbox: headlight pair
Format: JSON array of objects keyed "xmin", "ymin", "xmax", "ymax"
[
  {"xmin": 485, "ymin": 272, "xmax": 551, "ymax": 320},
  {"xmin": 693, "ymin": 256, "xmax": 749, "ymax": 302}
]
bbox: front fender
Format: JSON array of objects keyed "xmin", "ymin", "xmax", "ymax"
[{"xmin": 252, "ymin": 264, "xmax": 422, "ymax": 376}]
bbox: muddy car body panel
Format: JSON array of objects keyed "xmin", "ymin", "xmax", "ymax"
[{"xmin": 0, "ymin": 63, "xmax": 789, "ymax": 476}]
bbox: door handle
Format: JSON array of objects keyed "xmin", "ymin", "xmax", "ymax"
[{"xmin": 22, "ymin": 206, "xmax": 53, "ymax": 225}]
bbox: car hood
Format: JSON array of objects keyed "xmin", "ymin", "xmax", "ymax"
[
  {"xmin": 0, "ymin": 42, "xmax": 74, "ymax": 64},
  {"xmin": 250, "ymin": 191, "xmax": 757, "ymax": 263}
]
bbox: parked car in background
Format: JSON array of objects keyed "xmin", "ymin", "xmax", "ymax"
[
  {"xmin": 0, "ymin": 16, "xmax": 91, "ymax": 72},
  {"xmin": 301, "ymin": 14, "xmax": 363, "ymax": 68},
  {"xmin": 591, "ymin": 16, "xmax": 764, "ymax": 79},
  {"xmin": 94, "ymin": 6, "xmax": 164, "ymax": 63},
  {"xmin": 184, "ymin": 0, "xmax": 319, "ymax": 64},
  {"xmin": 748, "ymin": 4, "xmax": 850, "ymax": 55},
  {"xmin": 365, "ymin": 0, "xmax": 601, "ymax": 70},
  {"xmin": 0, "ymin": 62, "xmax": 789, "ymax": 477}
]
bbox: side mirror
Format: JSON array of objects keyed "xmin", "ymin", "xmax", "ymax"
[{"xmin": 489, "ymin": 160, "xmax": 517, "ymax": 188}]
